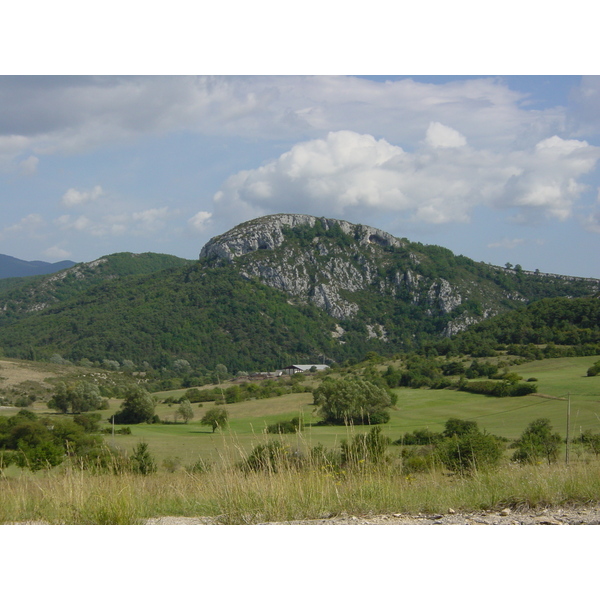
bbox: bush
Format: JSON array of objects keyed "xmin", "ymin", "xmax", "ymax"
[
  {"xmin": 340, "ymin": 426, "xmax": 390, "ymax": 467},
  {"xmin": 400, "ymin": 448, "xmax": 436, "ymax": 474},
  {"xmin": 512, "ymin": 418, "xmax": 562, "ymax": 464},
  {"xmin": 265, "ymin": 417, "xmax": 303, "ymax": 434},
  {"xmin": 393, "ymin": 428, "xmax": 443, "ymax": 446},
  {"xmin": 434, "ymin": 418, "xmax": 504, "ymax": 473},
  {"xmin": 130, "ymin": 442, "xmax": 157, "ymax": 475},
  {"xmin": 587, "ymin": 361, "xmax": 600, "ymax": 377},
  {"xmin": 435, "ymin": 432, "xmax": 504, "ymax": 473},
  {"xmin": 241, "ymin": 441, "xmax": 302, "ymax": 473}
]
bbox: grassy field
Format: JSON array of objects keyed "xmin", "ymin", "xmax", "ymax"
[
  {"xmin": 49, "ymin": 355, "xmax": 596, "ymax": 468},
  {"xmin": 2, "ymin": 355, "xmax": 599, "ymax": 468},
  {"xmin": 2, "ymin": 355, "xmax": 600, "ymax": 524}
]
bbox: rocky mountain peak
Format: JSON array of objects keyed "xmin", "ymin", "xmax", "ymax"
[{"xmin": 199, "ymin": 214, "xmax": 403, "ymax": 263}]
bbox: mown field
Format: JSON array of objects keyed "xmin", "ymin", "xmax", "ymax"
[{"xmin": 2, "ymin": 355, "xmax": 599, "ymax": 469}]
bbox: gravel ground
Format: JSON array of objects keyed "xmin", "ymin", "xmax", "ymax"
[{"xmin": 143, "ymin": 505, "xmax": 600, "ymax": 525}]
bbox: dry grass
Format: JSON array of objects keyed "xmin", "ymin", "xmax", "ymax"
[{"xmin": 3, "ymin": 448, "xmax": 600, "ymax": 524}]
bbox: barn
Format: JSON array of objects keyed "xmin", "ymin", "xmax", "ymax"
[{"xmin": 281, "ymin": 364, "xmax": 329, "ymax": 376}]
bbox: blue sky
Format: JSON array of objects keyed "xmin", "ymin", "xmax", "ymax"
[{"xmin": 1, "ymin": 74, "xmax": 600, "ymax": 278}]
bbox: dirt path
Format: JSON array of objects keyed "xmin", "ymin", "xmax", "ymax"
[{"xmin": 143, "ymin": 505, "xmax": 600, "ymax": 525}]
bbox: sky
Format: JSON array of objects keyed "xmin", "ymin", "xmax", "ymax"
[
  {"xmin": 1, "ymin": 2, "xmax": 599, "ymax": 280},
  {"xmin": 2, "ymin": 74, "xmax": 600, "ymax": 278}
]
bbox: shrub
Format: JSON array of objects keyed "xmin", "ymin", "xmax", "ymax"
[
  {"xmin": 340, "ymin": 426, "xmax": 390, "ymax": 467},
  {"xmin": 435, "ymin": 432, "xmax": 504, "ymax": 473},
  {"xmin": 587, "ymin": 361, "xmax": 600, "ymax": 377},
  {"xmin": 130, "ymin": 442, "xmax": 157, "ymax": 475},
  {"xmin": 241, "ymin": 441, "xmax": 302, "ymax": 473},
  {"xmin": 393, "ymin": 428, "xmax": 443, "ymax": 446},
  {"xmin": 512, "ymin": 418, "xmax": 562, "ymax": 464},
  {"xmin": 265, "ymin": 417, "xmax": 303, "ymax": 434},
  {"xmin": 400, "ymin": 448, "xmax": 436, "ymax": 474},
  {"xmin": 433, "ymin": 418, "xmax": 504, "ymax": 473}
]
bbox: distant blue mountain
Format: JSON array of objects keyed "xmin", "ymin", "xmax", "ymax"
[{"xmin": 0, "ymin": 254, "xmax": 76, "ymax": 279}]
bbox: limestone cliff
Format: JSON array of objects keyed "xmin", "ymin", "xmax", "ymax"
[{"xmin": 199, "ymin": 214, "xmax": 599, "ymax": 344}]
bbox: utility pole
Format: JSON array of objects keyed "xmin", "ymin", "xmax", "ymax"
[{"xmin": 565, "ymin": 393, "xmax": 571, "ymax": 465}]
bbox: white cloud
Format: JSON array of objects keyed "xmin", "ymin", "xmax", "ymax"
[
  {"xmin": 425, "ymin": 122, "xmax": 467, "ymax": 148},
  {"xmin": 497, "ymin": 136, "xmax": 600, "ymax": 221},
  {"xmin": 55, "ymin": 215, "xmax": 92, "ymax": 231},
  {"xmin": 42, "ymin": 245, "xmax": 71, "ymax": 260},
  {"xmin": 1, "ymin": 213, "xmax": 45, "ymax": 239},
  {"xmin": 0, "ymin": 76, "xmax": 571, "ymax": 161},
  {"xmin": 18, "ymin": 155, "xmax": 39, "ymax": 175},
  {"xmin": 211, "ymin": 130, "xmax": 600, "ymax": 228},
  {"xmin": 188, "ymin": 211, "xmax": 213, "ymax": 232},
  {"xmin": 61, "ymin": 185, "xmax": 104, "ymax": 207},
  {"xmin": 132, "ymin": 207, "xmax": 173, "ymax": 233}
]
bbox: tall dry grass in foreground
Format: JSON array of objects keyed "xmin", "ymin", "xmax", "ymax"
[{"xmin": 3, "ymin": 457, "xmax": 600, "ymax": 524}]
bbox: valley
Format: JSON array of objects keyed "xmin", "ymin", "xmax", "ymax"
[{"xmin": 0, "ymin": 214, "xmax": 599, "ymax": 525}]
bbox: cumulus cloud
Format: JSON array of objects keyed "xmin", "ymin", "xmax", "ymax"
[
  {"xmin": 497, "ymin": 136, "xmax": 600, "ymax": 221},
  {"xmin": 581, "ymin": 187, "xmax": 600, "ymax": 233},
  {"xmin": 425, "ymin": 122, "xmax": 467, "ymax": 148},
  {"xmin": 61, "ymin": 185, "xmax": 104, "ymax": 207},
  {"xmin": 211, "ymin": 129, "xmax": 600, "ymax": 228},
  {"xmin": 188, "ymin": 211, "xmax": 213, "ymax": 232},
  {"xmin": 55, "ymin": 205, "xmax": 176, "ymax": 238}
]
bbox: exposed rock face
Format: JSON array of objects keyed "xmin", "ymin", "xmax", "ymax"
[
  {"xmin": 200, "ymin": 214, "xmax": 404, "ymax": 322},
  {"xmin": 200, "ymin": 213, "xmax": 402, "ymax": 262},
  {"xmin": 198, "ymin": 213, "xmax": 600, "ymax": 345}
]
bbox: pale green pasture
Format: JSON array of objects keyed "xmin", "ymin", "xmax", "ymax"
[{"xmin": 5, "ymin": 356, "xmax": 598, "ymax": 467}]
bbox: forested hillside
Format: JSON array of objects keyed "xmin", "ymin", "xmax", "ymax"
[
  {"xmin": 438, "ymin": 296, "xmax": 600, "ymax": 357},
  {"xmin": 0, "ymin": 264, "xmax": 337, "ymax": 372},
  {"xmin": 0, "ymin": 215, "xmax": 598, "ymax": 371},
  {"xmin": 0, "ymin": 252, "xmax": 192, "ymax": 328}
]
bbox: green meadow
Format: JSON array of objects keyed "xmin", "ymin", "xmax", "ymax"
[{"xmin": 92, "ymin": 356, "xmax": 600, "ymax": 466}]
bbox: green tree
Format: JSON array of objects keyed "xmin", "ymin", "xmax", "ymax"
[
  {"xmin": 200, "ymin": 407, "xmax": 228, "ymax": 432},
  {"xmin": 48, "ymin": 382, "xmax": 107, "ymax": 414},
  {"xmin": 313, "ymin": 378, "xmax": 393, "ymax": 425},
  {"xmin": 176, "ymin": 399, "xmax": 194, "ymax": 423},
  {"xmin": 130, "ymin": 442, "xmax": 157, "ymax": 475},
  {"xmin": 512, "ymin": 418, "xmax": 562, "ymax": 464},
  {"xmin": 111, "ymin": 386, "xmax": 156, "ymax": 425}
]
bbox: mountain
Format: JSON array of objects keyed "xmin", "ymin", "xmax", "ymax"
[
  {"xmin": 0, "ymin": 214, "xmax": 598, "ymax": 371},
  {"xmin": 0, "ymin": 252, "xmax": 193, "ymax": 327},
  {"xmin": 0, "ymin": 254, "xmax": 76, "ymax": 279},
  {"xmin": 200, "ymin": 214, "xmax": 599, "ymax": 335}
]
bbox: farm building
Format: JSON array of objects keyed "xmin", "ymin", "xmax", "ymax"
[{"xmin": 281, "ymin": 364, "xmax": 329, "ymax": 375}]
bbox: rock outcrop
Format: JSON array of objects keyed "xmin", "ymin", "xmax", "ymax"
[{"xmin": 198, "ymin": 213, "xmax": 600, "ymax": 345}]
